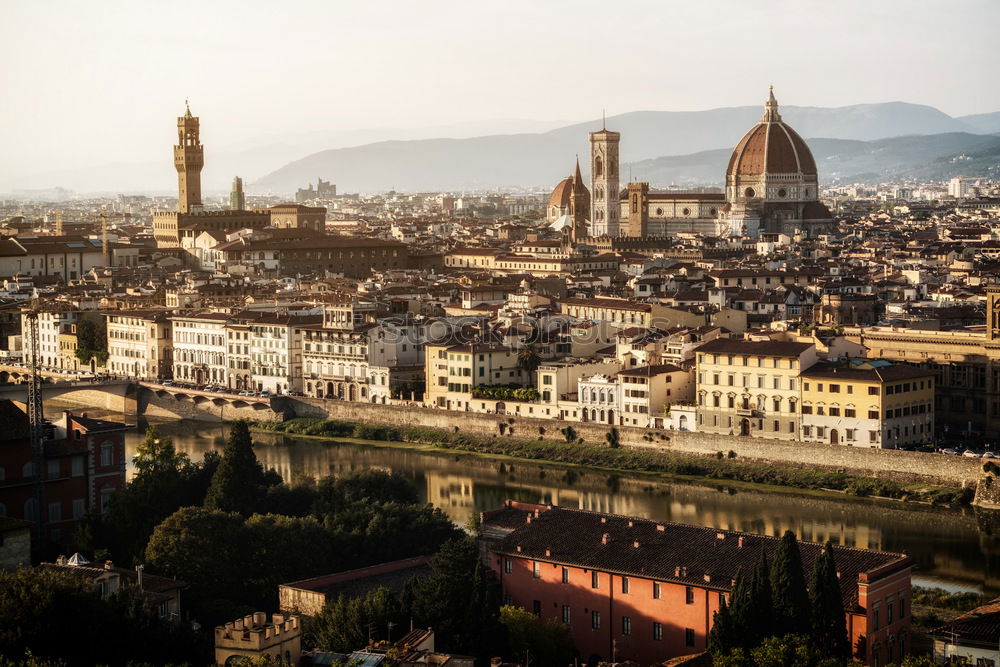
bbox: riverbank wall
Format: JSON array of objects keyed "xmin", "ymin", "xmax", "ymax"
[{"xmin": 272, "ymin": 396, "xmax": 983, "ymax": 488}]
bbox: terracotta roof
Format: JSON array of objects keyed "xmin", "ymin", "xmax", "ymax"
[
  {"xmin": 727, "ymin": 120, "xmax": 817, "ymax": 177},
  {"xmin": 490, "ymin": 505, "xmax": 908, "ymax": 610},
  {"xmin": 696, "ymin": 338, "xmax": 814, "ymax": 357},
  {"xmin": 548, "ymin": 177, "xmax": 574, "ymax": 208}
]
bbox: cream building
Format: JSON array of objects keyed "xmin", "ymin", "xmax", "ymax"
[
  {"xmin": 171, "ymin": 312, "xmax": 229, "ymax": 386},
  {"xmin": 106, "ymin": 311, "xmax": 172, "ymax": 380},
  {"xmin": 696, "ymin": 338, "xmax": 817, "ymax": 439}
]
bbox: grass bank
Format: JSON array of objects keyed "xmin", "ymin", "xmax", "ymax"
[{"xmin": 254, "ymin": 418, "xmax": 972, "ymax": 508}]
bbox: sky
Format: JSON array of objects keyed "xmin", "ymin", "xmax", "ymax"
[{"xmin": 3, "ymin": 0, "xmax": 999, "ymax": 189}]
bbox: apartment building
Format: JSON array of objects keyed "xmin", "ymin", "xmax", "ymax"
[
  {"xmin": 800, "ymin": 361, "xmax": 935, "ymax": 448},
  {"xmin": 695, "ymin": 338, "xmax": 817, "ymax": 439},
  {"xmin": 483, "ymin": 501, "xmax": 912, "ymax": 667},
  {"xmin": 171, "ymin": 312, "xmax": 230, "ymax": 386},
  {"xmin": 106, "ymin": 311, "xmax": 171, "ymax": 380},
  {"xmin": 618, "ymin": 364, "xmax": 694, "ymax": 428},
  {"xmin": 425, "ymin": 343, "xmax": 529, "ymax": 411},
  {"xmin": 250, "ymin": 314, "xmax": 320, "ymax": 395},
  {"xmin": 21, "ymin": 309, "xmax": 79, "ymax": 371}
]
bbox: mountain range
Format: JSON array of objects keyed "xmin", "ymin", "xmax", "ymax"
[
  {"xmin": 7, "ymin": 103, "xmax": 1000, "ymax": 195},
  {"xmin": 254, "ymin": 103, "xmax": 1000, "ymax": 193}
]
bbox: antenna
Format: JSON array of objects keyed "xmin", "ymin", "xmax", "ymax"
[{"xmin": 602, "ymin": 108, "xmax": 606, "ymax": 130}]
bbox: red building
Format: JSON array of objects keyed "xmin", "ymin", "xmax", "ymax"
[
  {"xmin": 0, "ymin": 401, "xmax": 127, "ymax": 545},
  {"xmin": 482, "ymin": 501, "xmax": 911, "ymax": 667}
]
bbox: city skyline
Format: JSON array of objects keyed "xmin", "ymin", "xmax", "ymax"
[{"xmin": 4, "ymin": 0, "xmax": 1000, "ymax": 191}]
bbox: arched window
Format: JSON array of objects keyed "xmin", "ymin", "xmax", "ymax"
[
  {"xmin": 595, "ymin": 155, "xmax": 603, "ymax": 178},
  {"xmin": 24, "ymin": 498, "xmax": 38, "ymax": 522},
  {"xmin": 22, "ymin": 462, "xmax": 34, "ymax": 478}
]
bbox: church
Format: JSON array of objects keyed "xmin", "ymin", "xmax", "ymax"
[{"xmin": 546, "ymin": 88, "xmax": 833, "ymax": 241}]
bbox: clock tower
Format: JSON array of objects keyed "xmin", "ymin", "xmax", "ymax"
[{"xmin": 174, "ymin": 100, "xmax": 204, "ymax": 213}]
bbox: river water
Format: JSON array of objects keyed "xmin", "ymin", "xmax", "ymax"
[{"xmin": 50, "ymin": 401, "xmax": 998, "ymax": 596}]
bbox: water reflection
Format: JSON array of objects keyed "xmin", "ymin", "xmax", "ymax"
[{"xmin": 63, "ymin": 405, "xmax": 999, "ymax": 596}]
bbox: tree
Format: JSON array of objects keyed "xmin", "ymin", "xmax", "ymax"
[
  {"xmin": 499, "ymin": 605, "xmax": 577, "ymax": 667},
  {"xmin": 402, "ymin": 537, "xmax": 505, "ymax": 659},
  {"xmin": 311, "ymin": 470, "xmax": 418, "ymax": 516},
  {"xmin": 708, "ymin": 596, "xmax": 736, "ymax": 655},
  {"xmin": 748, "ymin": 550, "xmax": 774, "ymax": 645},
  {"xmin": 74, "ymin": 315, "xmax": 108, "ymax": 367},
  {"xmin": 204, "ymin": 420, "xmax": 270, "ymax": 513},
  {"xmin": 517, "ymin": 344, "xmax": 541, "ymax": 374},
  {"xmin": 770, "ymin": 530, "xmax": 811, "ymax": 636},
  {"xmin": 605, "ymin": 427, "xmax": 620, "ymax": 449},
  {"xmin": 809, "ymin": 542, "xmax": 850, "ymax": 662},
  {"xmin": 712, "ymin": 635, "xmax": 843, "ymax": 667},
  {"xmin": 309, "ymin": 587, "xmax": 404, "ymax": 653},
  {"xmin": 133, "ymin": 426, "xmax": 189, "ymax": 477}
]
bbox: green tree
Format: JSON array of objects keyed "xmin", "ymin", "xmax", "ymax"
[
  {"xmin": 204, "ymin": 420, "xmax": 270, "ymax": 513},
  {"xmin": 770, "ymin": 531, "xmax": 811, "ymax": 637},
  {"xmin": 309, "ymin": 587, "xmax": 404, "ymax": 652},
  {"xmin": 74, "ymin": 315, "xmax": 108, "ymax": 367},
  {"xmin": 605, "ymin": 427, "xmax": 620, "ymax": 449},
  {"xmin": 712, "ymin": 635, "xmax": 842, "ymax": 667},
  {"xmin": 809, "ymin": 542, "xmax": 850, "ymax": 662},
  {"xmin": 708, "ymin": 596, "xmax": 736, "ymax": 655},
  {"xmin": 749, "ymin": 550, "xmax": 774, "ymax": 644},
  {"xmin": 499, "ymin": 605, "xmax": 577, "ymax": 667},
  {"xmin": 517, "ymin": 344, "xmax": 542, "ymax": 374},
  {"xmin": 311, "ymin": 470, "xmax": 419, "ymax": 516},
  {"xmin": 402, "ymin": 537, "xmax": 505, "ymax": 659}
]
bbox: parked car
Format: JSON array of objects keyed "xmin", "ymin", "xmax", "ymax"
[
  {"xmin": 941, "ymin": 448, "xmax": 959, "ymax": 455},
  {"xmin": 983, "ymin": 451, "xmax": 999, "ymax": 459},
  {"xmin": 963, "ymin": 450, "xmax": 981, "ymax": 458},
  {"xmin": 162, "ymin": 380, "xmax": 174, "ymax": 386}
]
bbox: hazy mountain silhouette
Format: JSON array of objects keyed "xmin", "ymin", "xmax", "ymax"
[{"xmin": 255, "ymin": 102, "xmax": 986, "ymax": 192}]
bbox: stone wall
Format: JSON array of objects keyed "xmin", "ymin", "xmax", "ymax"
[
  {"xmin": 136, "ymin": 387, "xmax": 284, "ymax": 422},
  {"xmin": 275, "ymin": 397, "xmax": 984, "ymax": 488}
]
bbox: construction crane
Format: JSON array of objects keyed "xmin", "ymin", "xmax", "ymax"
[{"xmin": 25, "ymin": 307, "xmax": 46, "ymax": 538}]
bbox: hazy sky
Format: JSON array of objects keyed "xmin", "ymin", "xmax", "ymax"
[{"xmin": 4, "ymin": 0, "xmax": 999, "ymax": 185}]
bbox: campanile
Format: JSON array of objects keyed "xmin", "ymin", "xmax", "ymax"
[{"xmin": 174, "ymin": 100, "xmax": 204, "ymax": 213}]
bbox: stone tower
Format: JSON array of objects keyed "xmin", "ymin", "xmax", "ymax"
[
  {"xmin": 626, "ymin": 182, "xmax": 649, "ymax": 237},
  {"xmin": 589, "ymin": 123, "xmax": 621, "ymax": 236},
  {"xmin": 174, "ymin": 100, "xmax": 204, "ymax": 213},
  {"xmin": 230, "ymin": 176, "xmax": 245, "ymax": 211}
]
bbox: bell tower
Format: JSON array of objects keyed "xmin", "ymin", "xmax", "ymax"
[
  {"xmin": 174, "ymin": 99, "xmax": 204, "ymax": 213},
  {"xmin": 589, "ymin": 122, "xmax": 621, "ymax": 237}
]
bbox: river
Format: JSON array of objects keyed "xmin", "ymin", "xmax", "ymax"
[{"xmin": 50, "ymin": 402, "xmax": 999, "ymax": 596}]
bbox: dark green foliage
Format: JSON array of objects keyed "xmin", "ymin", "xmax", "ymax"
[
  {"xmin": 711, "ymin": 634, "xmax": 843, "ymax": 667},
  {"xmin": 74, "ymin": 315, "xmax": 108, "ymax": 367},
  {"xmin": 809, "ymin": 542, "xmax": 850, "ymax": 662},
  {"xmin": 76, "ymin": 427, "xmax": 220, "ymax": 565},
  {"xmin": 708, "ymin": 596, "xmax": 735, "ymax": 655},
  {"xmin": 770, "ymin": 531, "xmax": 811, "ymax": 637},
  {"xmin": 308, "ymin": 587, "xmax": 404, "ymax": 652},
  {"xmin": 402, "ymin": 537, "xmax": 505, "ymax": 659},
  {"xmin": 322, "ymin": 502, "xmax": 462, "ymax": 566},
  {"xmin": 911, "ymin": 586, "xmax": 989, "ymax": 611},
  {"xmin": 391, "ymin": 378, "xmax": 426, "ymax": 400},
  {"xmin": 559, "ymin": 425, "xmax": 577, "ymax": 442},
  {"xmin": 750, "ymin": 550, "xmax": 773, "ymax": 643},
  {"xmin": 517, "ymin": 344, "xmax": 542, "ymax": 374},
  {"xmin": 204, "ymin": 421, "xmax": 272, "ymax": 514},
  {"xmin": 500, "ymin": 605, "xmax": 577, "ymax": 666},
  {"xmin": 310, "ymin": 469, "xmax": 419, "ymax": 516},
  {"xmin": 258, "ymin": 419, "xmax": 968, "ymax": 505},
  {"xmin": 605, "ymin": 427, "xmax": 620, "ymax": 448},
  {"xmin": 0, "ymin": 566, "xmax": 209, "ymax": 666},
  {"xmin": 470, "ymin": 384, "xmax": 540, "ymax": 401}
]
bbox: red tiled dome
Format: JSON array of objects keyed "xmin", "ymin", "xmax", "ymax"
[
  {"xmin": 727, "ymin": 89, "xmax": 817, "ymax": 178},
  {"xmin": 548, "ymin": 177, "xmax": 573, "ymax": 208}
]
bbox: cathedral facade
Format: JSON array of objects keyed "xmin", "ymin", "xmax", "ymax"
[{"xmin": 547, "ymin": 88, "xmax": 833, "ymax": 241}]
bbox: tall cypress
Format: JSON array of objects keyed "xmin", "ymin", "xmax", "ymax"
[
  {"xmin": 748, "ymin": 549, "xmax": 773, "ymax": 644},
  {"xmin": 708, "ymin": 596, "xmax": 736, "ymax": 656},
  {"xmin": 770, "ymin": 530, "xmax": 810, "ymax": 636},
  {"xmin": 727, "ymin": 568, "xmax": 753, "ymax": 650},
  {"xmin": 810, "ymin": 541, "xmax": 851, "ymax": 661},
  {"xmin": 204, "ymin": 420, "xmax": 268, "ymax": 513}
]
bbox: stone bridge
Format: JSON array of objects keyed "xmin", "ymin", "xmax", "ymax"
[
  {"xmin": 135, "ymin": 382, "xmax": 284, "ymax": 421},
  {"xmin": 0, "ymin": 377, "xmax": 132, "ymax": 412}
]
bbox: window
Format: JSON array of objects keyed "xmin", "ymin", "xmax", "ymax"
[
  {"xmin": 830, "ymin": 384, "xmax": 840, "ymax": 393},
  {"xmin": 685, "ymin": 587, "xmax": 695, "ymax": 604},
  {"xmin": 592, "ymin": 571, "xmax": 600, "ymax": 588},
  {"xmin": 868, "ymin": 386, "xmax": 879, "ymax": 395},
  {"xmin": 653, "ymin": 622, "xmax": 663, "ymax": 641},
  {"xmin": 72, "ymin": 498, "xmax": 85, "ymax": 519},
  {"xmin": 47, "ymin": 459, "xmax": 60, "ymax": 478},
  {"xmin": 685, "ymin": 628, "xmax": 696, "ymax": 647},
  {"xmin": 899, "ymin": 595, "xmax": 906, "ymax": 618},
  {"xmin": 532, "ymin": 600, "xmax": 541, "ymax": 616},
  {"xmin": 562, "ymin": 605, "xmax": 571, "ymax": 624},
  {"xmin": 621, "ymin": 576, "xmax": 629, "ymax": 594},
  {"xmin": 562, "ymin": 567, "xmax": 569, "ymax": 584},
  {"xmin": 845, "ymin": 408, "xmax": 856, "ymax": 418},
  {"xmin": 48, "ymin": 502, "xmax": 61, "ymax": 522},
  {"xmin": 504, "ymin": 558, "xmax": 512, "ymax": 574},
  {"xmin": 591, "ymin": 611, "xmax": 601, "ymax": 630},
  {"xmin": 869, "ymin": 408, "xmax": 879, "ymax": 419},
  {"xmin": 653, "ymin": 582, "xmax": 661, "ymax": 599},
  {"xmin": 873, "ymin": 606, "xmax": 880, "ymax": 630},
  {"xmin": 100, "ymin": 441, "xmax": 114, "ymax": 467},
  {"xmin": 622, "ymin": 616, "xmax": 631, "ymax": 636},
  {"xmin": 532, "ymin": 561, "xmax": 540, "ymax": 579}
]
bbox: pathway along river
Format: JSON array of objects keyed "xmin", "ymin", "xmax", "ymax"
[{"xmin": 91, "ymin": 409, "xmax": 1000, "ymax": 596}]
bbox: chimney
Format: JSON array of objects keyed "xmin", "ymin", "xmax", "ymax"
[
  {"xmin": 738, "ymin": 536, "xmax": 744, "ymax": 548},
  {"xmin": 516, "ymin": 545, "xmax": 522, "ymax": 552},
  {"xmin": 104, "ymin": 560, "xmax": 113, "ymax": 570},
  {"xmin": 704, "ymin": 573, "xmax": 711, "ymax": 583},
  {"xmin": 675, "ymin": 566, "xmax": 681, "ymax": 576},
  {"xmin": 656, "ymin": 524, "xmax": 665, "ymax": 532},
  {"xmin": 545, "ymin": 549, "xmax": 551, "ymax": 557},
  {"xmin": 534, "ymin": 508, "xmax": 540, "ymax": 518},
  {"xmin": 601, "ymin": 533, "xmax": 609, "ymax": 545},
  {"xmin": 716, "ymin": 532, "xmax": 725, "ymax": 540},
  {"xmin": 633, "ymin": 540, "xmax": 640, "ymax": 548},
  {"xmin": 627, "ymin": 520, "xmax": 634, "ymax": 528},
  {"xmin": 600, "ymin": 517, "xmax": 607, "ymax": 524},
  {"xmin": 526, "ymin": 515, "xmax": 532, "ymax": 524}
]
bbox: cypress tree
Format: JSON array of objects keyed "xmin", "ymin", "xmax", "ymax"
[
  {"xmin": 708, "ymin": 596, "xmax": 736, "ymax": 656},
  {"xmin": 727, "ymin": 569, "xmax": 753, "ymax": 650},
  {"xmin": 748, "ymin": 549, "xmax": 773, "ymax": 644},
  {"xmin": 204, "ymin": 420, "xmax": 268, "ymax": 513},
  {"xmin": 770, "ymin": 530, "xmax": 810, "ymax": 636},
  {"xmin": 809, "ymin": 541, "xmax": 850, "ymax": 661}
]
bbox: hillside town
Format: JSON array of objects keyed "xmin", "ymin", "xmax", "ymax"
[{"xmin": 3, "ymin": 5, "xmax": 1000, "ymax": 662}]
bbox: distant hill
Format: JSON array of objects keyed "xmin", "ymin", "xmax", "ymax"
[
  {"xmin": 254, "ymin": 102, "xmax": 986, "ymax": 192},
  {"xmin": 959, "ymin": 111, "xmax": 1000, "ymax": 134},
  {"xmin": 628, "ymin": 133, "xmax": 1000, "ymax": 187}
]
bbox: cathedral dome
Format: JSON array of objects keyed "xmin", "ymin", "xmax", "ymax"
[
  {"xmin": 726, "ymin": 88, "xmax": 817, "ymax": 180},
  {"xmin": 548, "ymin": 177, "xmax": 574, "ymax": 208}
]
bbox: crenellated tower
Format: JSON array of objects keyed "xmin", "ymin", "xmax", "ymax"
[{"xmin": 174, "ymin": 99, "xmax": 204, "ymax": 213}]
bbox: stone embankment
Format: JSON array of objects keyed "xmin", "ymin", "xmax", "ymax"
[{"xmin": 272, "ymin": 396, "xmax": 984, "ymax": 491}]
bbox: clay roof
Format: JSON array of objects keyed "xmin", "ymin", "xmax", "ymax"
[
  {"xmin": 727, "ymin": 116, "xmax": 817, "ymax": 177},
  {"xmin": 696, "ymin": 338, "xmax": 814, "ymax": 357},
  {"xmin": 548, "ymin": 177, "xmax": 574, "ymax": 208}
]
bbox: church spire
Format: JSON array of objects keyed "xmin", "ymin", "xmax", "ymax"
[
  {"xmin": 573, "ymin": 155, "xmax": 583, "ymax": 185},
  {"xmin": 184, "ymin": 97, "xmax": 192, "ymax": 118},
  {"xmin": 762, "ymin": 85, "xmax": 781, "ymax": 122}
]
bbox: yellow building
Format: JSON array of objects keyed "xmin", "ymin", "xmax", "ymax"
[
  {"xmin": 425, "ymin": 342, "xmax": 529, "ymax": 411},
  {"xmin": 695, "ymin": 338, "xmax": 817, "ymax": 439},
  {"xmin": 215, "ymin": 613, "xmax": 300, "ymax": 666},
  {"xmin": 800, "ymin": 361, "xmax": 935, "ymax": 448}
]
